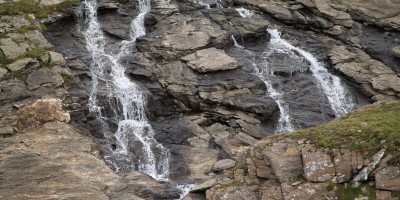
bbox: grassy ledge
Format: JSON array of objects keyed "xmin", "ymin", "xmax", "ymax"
[
  {"xmin": 0, "ymin": 0, "xmax": 79, "ymax": 18},
  {"xmin": 276, "ymin": 101, "xmax": 400, "ymax": 165}
]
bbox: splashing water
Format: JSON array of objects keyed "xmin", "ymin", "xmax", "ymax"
[
  {"xmin": 267, "ymin": 29, "xmax": 355, "ymax": 116},
  {"xmin": 79, "ymin": 0, "xmax": 169, "ymax": 181},
  {"xmin": 235, "ymin": 7, "xmax": 254, "ymax": 18}
]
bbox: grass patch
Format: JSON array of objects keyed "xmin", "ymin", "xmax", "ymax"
[
  {"xmin": 0, "ymin": 0, "xmax": 79, "ymax": 18},
  {"xmin": 336, "ymin": 184, "xmax": 376, "ymax": 200},
  {"xmin": 326, "ymin": 183, "xmax": 335, "ymax": 191},
  {"xmin": 17, "ymin": 25, "xmax": 37, "ymax": 34},
  {"xmin": 281, "ymin": 101, "xmax": 400, "ymax": 165},
  {"xmin": 20, "ymin": 47, "xmax": 47, "ymax": 59}
]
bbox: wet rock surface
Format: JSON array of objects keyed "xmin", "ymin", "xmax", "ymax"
[{"xmin": 1, "ymin": 0, "xmax": 399, "ymax": 199}]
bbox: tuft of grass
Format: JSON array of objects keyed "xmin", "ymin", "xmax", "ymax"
[
  {"xmin": 20, "ymin": 47, "xmax": 47, "ymax": 59},
  {"xmin": 17, "ymin": 25, "xmax": 37, "ymax": 34},
  {"xmin": 0, "ymin": 0, "xmax": 79, "ymax": 18},
  {"xmin": 326, "ymin": 183, "xmax": 335, "ymax": 191},
  {"xmin": 280, "ymin": 101, "xmax": 400, "ymax": 165}
]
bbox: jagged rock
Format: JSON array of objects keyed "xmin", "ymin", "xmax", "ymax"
[
  {"xmin": 49, "ymin": 51, "xmax": 67, "ymax": 66},
  {"xmin": 0, "ymin": 68, "xmax": 7, "ymax": 79},
  {"xmin": 17, "ymin": 98, "xmax": 70, "ymax": 129},
  {"xmin": 376, "ymin": 166, "xmax": 400, "ymax": 191},
  {"xmin": 181, "ymin": 48, "xmax": 241, "ymax": 73},
  {"xmin": 392, "ymin": 47, "xmax": 400, "ymax": 58},
  {"xmin": 26, "ymin": 67, "xmax": 64, "ymax": 90},
  {"xmin": 0, "ymin": 38, "xmax": 29, "ymax": 59},
  {"xmin": 333, "ymin": 150, "xmax": 352, "ymax": 183},
  {"xmin": 190, "ymin": 178, "xmax": 217, "ymax": 192},
  {"xmin": 328, "ymin": 45, "xmax": 400, "ymax": 100},
  {"xmin": 0, "ymin": 125, "xmax": 14, "ymax": 135},
  {"xmin": 213, "ymin": 159, "xmax": 236, "ymax": 172},
  {"xmin": 6, "ymin": 58, "xmax": 34, "ymax": 72},
  {"xmin": 353, "ymin": 149, "xmax": 385, "ymax": 187},
  {"xmin": 302, "ymin": 147, "xmax": 335, "ymax": 182}
]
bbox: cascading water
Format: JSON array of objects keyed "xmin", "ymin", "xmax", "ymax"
[
  {"xmin": 267, "ymin": 29, "xmax": 355, "ymax": 117},
  {"xmin": 231, "ymin": 35, "xmax": 294, "ymax": 133},
  {"xmin": 79, "ymin": 0, "xmax": 169, "ymax": 181}
]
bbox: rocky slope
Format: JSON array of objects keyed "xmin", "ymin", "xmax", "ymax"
[{"xmin": 0, "ymin": 0, "xmax": 399, "ymax": 199}]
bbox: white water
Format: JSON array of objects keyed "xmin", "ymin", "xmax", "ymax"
[
  {"xmin": 267, "ymin": 29, "xmax": 355, "ymax": 116},
  {"xmin": 80, "ymin": 0, "xmax": 169, "ymax": 181},
  {"xmin": 235, "ymin": 7, "xmax": 254, "ymax": 18},
  {"xmin": 231, "ymin": 35, "xmax": 294, "ymax": 133}
]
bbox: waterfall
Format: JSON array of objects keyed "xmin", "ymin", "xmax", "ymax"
[
  {"xmin": 267, "ymin": 29, "xmax": 355, "ymax": 116},
  {"xmin": 80, "ymin": 0, "xmax": 170, "ymax": 181},
  {"xmin": 231, "ymin": 35, "xmax": 294, "ymax": 133},
  {"xmin": 230, "ymin": 35, "xmax": 244, "ymax": 48}
]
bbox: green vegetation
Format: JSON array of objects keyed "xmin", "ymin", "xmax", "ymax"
[
  {"xmin": 0, "ymin": 0, "xmax": 79, "ymax": 18},
  {"xmin": 336, "ymin": 184, "xmax": 376, "ymax": 200},
  {"xmin": 281, "ymin": 101, "xmax": 400, "ymax": 165},
  {"xmin": 326, "ymin": 183, "xmax": 335, "ymax": 191},
  {"xmin": 20, "ymin": 47, "xmax": 47, "ymax": 59},
  {"xmin": 17, "ymin": 25, "xmax": 37, "ymax": 34}
]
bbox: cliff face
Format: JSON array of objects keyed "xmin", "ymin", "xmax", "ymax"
[{"xmin": 0, "ymin": 0, "xmax": 399, "ymax": 199}]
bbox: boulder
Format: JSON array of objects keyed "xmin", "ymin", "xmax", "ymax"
[
  {"xmin": 181, "ymin": 48, "xmax": 241, "ymax": 73},
  {"xmin": 190, "ymin": 178, "xmax": 217, "ymax": 192},
  {"xmin": 49, "ymin": 51, "xmax": 66, "ymax": 66},
  {"xmin": 392, "ymin": 47, "xmax": 400, "ymax": 58},
  {"xmin": 6, "ymin": 58, "xmax": 34, "ymax": 72},
  {"xmin": 213, "ymin": 159, "xmax": 236, "ymax": 172},
  {"xmin": 376, "ymin": 167, "xmax": 400, "ymax": 191}
]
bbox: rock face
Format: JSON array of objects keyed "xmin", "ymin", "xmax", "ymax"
[
  {"xmin": 181, "ymin": 48, "xmax": 241, "ymax": 73},
  {"xmin": 0, "ymin": 0, "xmax": 396, "ymax": 199},
  {"xmin": 328, "ymin": 45, "xmax": 400, "ymax": 101},
  {"xmin": 302, "ymin": 147, "xmax": 335, "ymax": 182}
]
